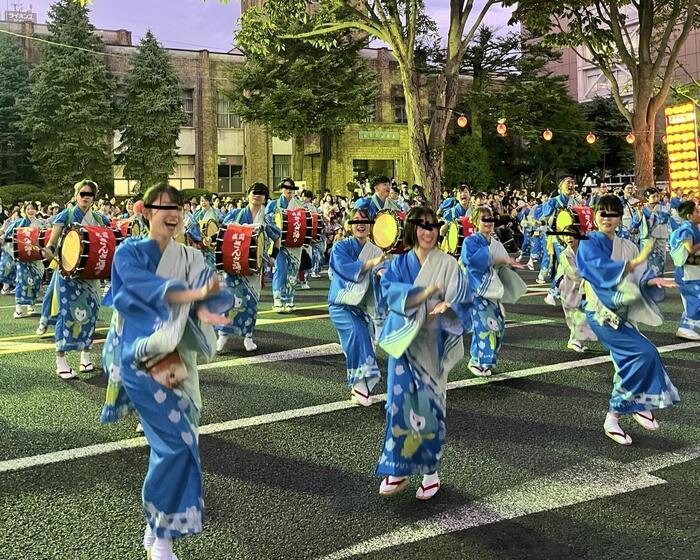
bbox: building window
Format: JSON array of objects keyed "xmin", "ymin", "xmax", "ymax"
[
  {"xmin": 394, "ymin": 96, "xmax": 407, "ymax": 124},
  {"xmin": 218, "ymin": 156, "xmax": 244, "ymax": 193},
  {"xmin": 273, "ymin": 155, "xmax": 292, "ymax": 188},
  {"xmin": 169, "ymin": 155, "xmax": 195, "ymax": 189},
  {"xmin": 182, "ymin": 89, "xmax": 194, "ymax": 127},
  {"xmin": 217, "ymin": 93, "xmax": 242, "ymax": 128},
  {"xmin": 363, "ymin": 102, "xmax": 376, "ymax": 123}
]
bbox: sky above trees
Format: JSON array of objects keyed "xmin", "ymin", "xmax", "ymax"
[{"xmin": 21, "ymin": 0, "xmax": 516, "ymax": 52}]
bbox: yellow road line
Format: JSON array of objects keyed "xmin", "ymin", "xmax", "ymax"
[{"xmin": 0, "ymin": 338, "xmax": 106, "ymax": 356}]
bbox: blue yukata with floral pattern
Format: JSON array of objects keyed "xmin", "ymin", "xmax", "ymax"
[
  {"xmin": 100, "ymin": 237, "xmax": 233, "ymax": 540},
  {"xmin": 376, "ymin": 249, "xmax": 470, "ymax": 477},
  {"xmin": 461, "ymin": 233, "xmax": 505, "ymax": 369},
  {"xmin": 9, "ymin": 217, "xmax": 45, "ymax": 305},
  {"xmin": 0, "ymin": 223, "xmax": 16, "ymax": 287},
  {"xmin": 215, "ymin": 206, "xmax": 280, "ymax": 338},
  {"xmin": 47, "ymin": 207, "xmax": 110, "ymax": 351},
  {"xmin": 640, "ymin": 204, "xmax": 671, "ymax": 275},
  {"xmin": 328, "ymin": 237, "xmax": 384, "ymax": 390},
  {"xmin": 577, "ymin": 232, "xmax": 679, "ymax": 414},
  {"xmin": 670, "ymin": 220, "xmax": 700, "ymax": 331}
]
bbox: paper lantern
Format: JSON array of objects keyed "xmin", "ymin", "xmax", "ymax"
[
  {"xmin": 625, "ymin": 133, "xmax": 635, "ymax": 144},
  {"xmin": 456, "ymin": 115, "xmax": 468, "ymax": 128},
  {"xmin": 496, "ymin": 119, "xmax": 507, "ymax": 137},
  {"xmin": 585, "ymin": 132, "xmax": 597, "ymax": 144},
  {"xmin": 543, "ymin": 129, "xmax": 553, "ymax": 141}
]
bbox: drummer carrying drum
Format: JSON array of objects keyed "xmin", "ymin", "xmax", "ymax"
[
  {"xmin": 353, "ymin": 175, "xmax": 402, "ymax": 219},
  {"xmin": 38, "ymin": 179, "xmax": 111, "ymax": 379},
  {"xmin": 215, "ymin": 182, "xmax": 281, "ymax": 352},
  {"xmin": 266, "ymin": 178, "xmax": 304, "ymax": 313}
]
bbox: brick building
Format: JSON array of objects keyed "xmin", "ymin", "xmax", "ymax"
[{"xmin": 1, "ymin": 8, "xmax": 429, "ymax": 197}]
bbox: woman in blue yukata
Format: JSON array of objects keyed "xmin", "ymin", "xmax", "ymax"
[
  {"xmin": 376, "ymin": 206, "xmax": 471, "ymax": 501},
  {"xmin": 639, "ymin": 187, "xmax": 671, "ymax": 275},
  {"xmin": 669, "ymin": 200, "xmax": 700, "ymax": 341},
  {"xmin": 186, "ymin": 194, "xmax": 220, "ymax": 271},
  {"xmin": 328, "ymin": 208, "xmax": 389, "ymax": 406},
  {"xmin": 577, "ymin": 194, "xmax": 679, "ymax": 446},
  {"xmin": 460, "ymin": 205, "xmax": 527, "ymax": 377},
  {"xmin": 11, "ymin": 201, "xmax": 46, "ymax": 318},
  {"xmin": 0, "ymin": 207, "xmax": 19, "ymax": 294},
  {"xmin": 215, "ymin": 182, "xmax": 281, "ymax": 353},
  {"xmin": 39, "ymin": 180, "xmax": 111, "ymax": 379},
  {"xmin": 100, "ymin": 184, "xmax": 233, "ymax": 560}
]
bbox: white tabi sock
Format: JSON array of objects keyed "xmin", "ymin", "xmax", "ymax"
[
  {"xmin": 56, "ymin": 356, "xmax": 69, "ymax": 372},
  {"xmin": 143, "ymin": 524, "xmax": 155, "ymax": 550},
  {"xmin": 150, "ymin": 537, "xmax": 176, "ymax": 560},
  {"xmin": 15, "ymin": 304, "xmax": 22, "ymax": 314},
  {"xmin": 80, "ymin": 350, "xmax": 91, "ymax": 366}
]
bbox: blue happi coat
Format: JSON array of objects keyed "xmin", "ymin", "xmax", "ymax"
[
  {"xmin": 670, "ymin": 220, "xmax": 700, "ymax": 329},
  {"xmin": 577, "ymin": 232, "xmax": 679, "ymax": 414},
  {"xmin": 328, "ymin": 237, "xmax": 384, "ymax": 390},
  {"xmin": 100, "ymin": 237, "xmax": 233, "ymax": 540},
  {"xmin": 376, "ymin": 248, "xmax": 470, "ymax": 477}
]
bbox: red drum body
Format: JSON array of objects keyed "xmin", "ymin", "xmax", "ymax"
[
  {"xmin": 215, "ymin": 224, "xmax": 266, "ymax": 276},
  {"xmin": 304, "ymin": 211, "xmax": 320, "ymax": 245},
  {"xmin": 455, "ymin": 216, "xmax": 476, "ymax": 256},
  {"xmin": 12, "ymin": 227, "xmax": 43, "ymax": 262},
  {"xmin": 59, "ymin": 226, "xmax": 118, "ymax": 280},
  {"xmin": 555, "ymin": 206, "xmax": 596, "ymax": 234},
  {"xmin": 275, "ymin": 208, "xmax": 307, "ymax": 248},
  {"xmin": 111, "ymin": 218, "xmax": 142, "ymax": 239}
]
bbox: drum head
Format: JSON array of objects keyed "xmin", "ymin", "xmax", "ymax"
[
  {"xmin": 372, "ymin": 212, "xmax": 399, "ymax": 250},
  {"xmin": 60, "ymin": 229, "xmax": 82, "ymax": 274},
  {"xmin": 555, "ymin": 208, "xmax": 574, "ymax": 232},
  {"xmin": 274, "ymin": 211, "xmax": 283, "ymax": 230},
  {"xmin": 441, "ymin": 222, "xmax": 459, "ymax": 254}
]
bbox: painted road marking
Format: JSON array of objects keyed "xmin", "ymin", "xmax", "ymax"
[
  {"xmin": 0, "ymin": 339, "xmax": 696, "ymax": 475},
  {"xmin": 317, "ymin": 445, "xmax": 700, "ymax": 560}
]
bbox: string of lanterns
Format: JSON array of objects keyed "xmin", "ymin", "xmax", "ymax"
[{"xmin": 455, "ymin": 113, "xmax": 671, "ymax": 145}]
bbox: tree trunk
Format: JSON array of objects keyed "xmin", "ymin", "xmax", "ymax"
[
  {"xmin": 293, "ymin": 135, "xmax": 304, "ymax": 181},
  {"xmin": 632, "ymin": 112, "xmax": 655, "ymax": 188},
  {"xmin": 319, "ymin": 130, "xmax": 332, "ymax": 192}
]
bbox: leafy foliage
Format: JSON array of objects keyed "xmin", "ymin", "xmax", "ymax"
[
  {"xmin": 443, "ymin": 134, "xmax": 494, "ymax": 190},
  {"xmin": 20, "ymin": 0, "xmax": 115, "ymax": 195},
  {"xmin": 115, "ymin": 30, "xmax": 186, "ymax": 190},
  {"xmin": 0, "ymin": 34, "xmax": 35, "ymax": 186},
  {"xmin": 580, "ymin": 96, "xmax": 635, "ymax": 177}
]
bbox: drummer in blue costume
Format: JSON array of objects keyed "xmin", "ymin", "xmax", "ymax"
[
  {"xmin": 639, "ymin": 187, "xmax": 671, "ymax": 275},
  {"xmin": 266, "ymin": 177, "xmax": 303, "ymax": 313},
  {"xmin": 39, "ymin": 180, "xmax": 111, "ymax": 379},
  {"xmin": 11, "ymin": 202, "xmax": 45, "ymax": 318},
  {"xmin": 577, "ymin": 194, "xmax": 679, "ymax": 445},
  {"xmin": 216, "ymin": 182, "xmax": 281, "ymax": 353},
  {"xmin": 527, "ymin": 192, "xmax": 549, "ymax": 271},
  {"xmin": 328, "ymin": 208, "xmax": 389, "ymax": 406},
  {"xmin": 100, "ymin": 184, "xmax": 233, "ymax": 560},
  {"xmin": 460, "ymin": 206, "xmax": 527, "ymax": 377},
  {"xmin": 353, "ymin": 175, "xmax": 401, "ymax": 219},
  {"xmin": 669, "ymin": 200, "xmax": 700, "ymax": 341},
  {"xmin": 441, "ymin": 184, "xmax": 472, "ymax": 224},
  {"xmin": 376, "ymin": 206, "xmax": 471, "ymax": 501},
  {"xmin": 186, "ymin": 194, "xmax": 219, "ymax": 270}
]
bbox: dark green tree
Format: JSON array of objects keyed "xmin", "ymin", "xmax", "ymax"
[
  {"xmin": 116, "ymin": 30, "xmax": 185, "ymax": 191},
  {"xmin": 443, "ymin": 134, "xmax": 494, "ymax": 190},
  {"xmin": 21, "ymin": 0, "xmax": 115, "ymax": 194},
  {"xmin": 0, "ymin": 34, "xmax": 34, "ymax": 185},
  {"xmin": 231, "ymin": 3, "xmax": 376, "ymax": 189},
  {"xmin": 581, "ymin": 96, "xmax": 635, "ymax": 178}
]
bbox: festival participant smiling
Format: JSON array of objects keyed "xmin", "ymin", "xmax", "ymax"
[{"xmin": 100, "ymin": 183, "xmax": 233, "ymax": 560}]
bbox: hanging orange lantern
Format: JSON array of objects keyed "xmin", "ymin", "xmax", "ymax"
[
  {"xmin": 456, "ymin": 114, "xmax": 468, "ymax": 128},
  {"xmin": 625, "ymin": 132, "xmax": 635, "ymax": 144},
  {"xmin": 543, "ymin": 129, "xmax": 553, "ymax": 142},
  {"xmin": 496, "ymin": 119, "xmax": 507, "ymax": 137},
  {"xmin": 661, "ymin": 134, "xmax": 667, "ymax": 144},
  {"xmin": 586, "ymin": 132, "xmax": 597, "ymax": 144}
]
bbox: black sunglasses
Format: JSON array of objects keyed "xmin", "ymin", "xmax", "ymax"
[{"xmin": 79, "ymin": 191, "xmax": 95, "ymax": 198}]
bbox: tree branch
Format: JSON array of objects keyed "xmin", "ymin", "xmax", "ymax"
[
  {"xmin": 460, "ymin": 0, "xmax": 495, "ymax": 51},
  {"xmin": 606, "ymin": 1, "xmax": 637, "ymax": 70},
  {"xmin": 650, "ymin": 0, "xmax": 684, "ymax": 79}
]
